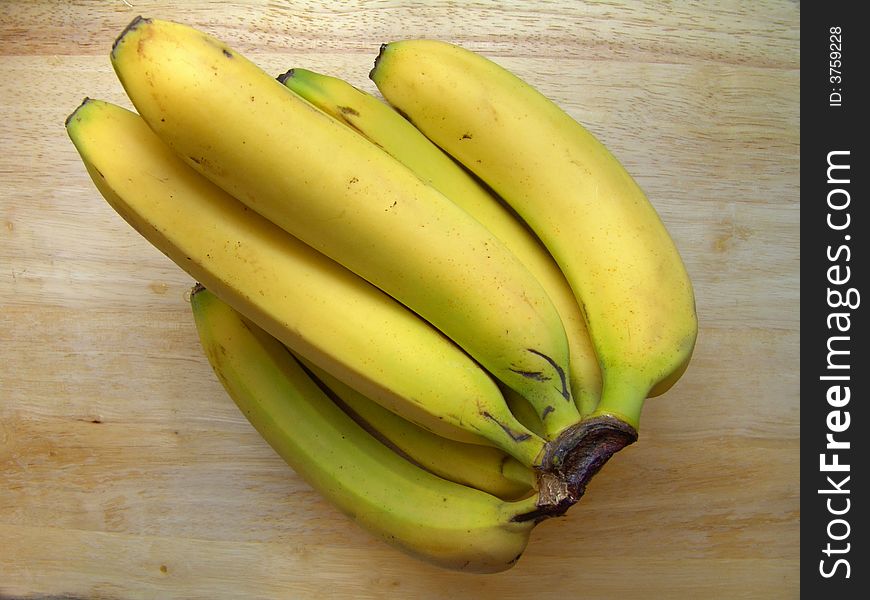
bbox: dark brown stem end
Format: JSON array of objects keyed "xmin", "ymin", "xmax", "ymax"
[{"xmin": 514, "ymin": 415, "xmax": 638, "ymax": 522}]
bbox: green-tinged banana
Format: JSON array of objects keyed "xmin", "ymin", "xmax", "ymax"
[
  {"xmin": 501, "ymin": 386, "xmax": 545, "ymax": 439},
  {"xmin": 190, "ymin": 285, "xmax": 540, "ymax": 573},
  {"xmin": 111, "ymin": 17, "xmax": 582, "ymax": 437},
  {"xmin": 65, "ymin": 98, "xmax": 546, "ymax": 467},
  {"xmin": 298, "ymin": 357, "xmax": 536, "ymax": 501},
  {"xmin": 280, "ymin": 67, "xmax": 602, "ymax": 418},
  {"xmin": 371, "ymin": 40, "xmax": 698, "ymax": 433}
]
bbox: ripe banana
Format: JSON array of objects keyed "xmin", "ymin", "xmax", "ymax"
[
  {"xmin": 110, "ymin": 17, "xmax": 582, "ymax": 437},
  {"xmin": 298, "ymin": 357, "xmax": 536, "ymax": 500},
  {"xmin": 190, "ymin": 285, "xmax": 541, "ymax": 573},
  {"xmin": 279, "ymin": 67, "xmax": 602, "ymax": 418},
  {"xmin": 370, "ymin": 40, "xmax": 698, "ymax": 433},
  {"xmin": 65, "ymin": 98, "xmax": 546, "ymax": 467}
]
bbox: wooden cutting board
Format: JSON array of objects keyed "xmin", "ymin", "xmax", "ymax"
[{"xmin": 0, "ymin": 1, "xmax": 799, "ymax": 598}]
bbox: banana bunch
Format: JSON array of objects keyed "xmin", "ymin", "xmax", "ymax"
[{"xmin": 67, "ymin": 17, "xmax": 697, "ymax": 573}]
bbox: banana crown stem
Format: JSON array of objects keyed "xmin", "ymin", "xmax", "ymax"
[{"xmin": 526, "ymin": 416, "xmax": 638, "ymax": 520}]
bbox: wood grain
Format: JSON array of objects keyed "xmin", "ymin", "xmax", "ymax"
[{"xmin": 1, "ymin": 1, "xmax": 799, "ymax": 598}]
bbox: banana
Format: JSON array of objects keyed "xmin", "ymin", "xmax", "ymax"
[
  {"xmin": 501, "ymin": 385, "xmax": 545, "ymax": 439},
  {"xmin": 190, "ymin": 285, "xmax": 541, "ymax": 573},
  {"xmin": 370, "ymin": 40, "xmax": 698, "ymax": 432},
  {"xmin": 65, "ymin": 98, "xmax": 546, "ymax": 466},
  {"xmin": 298, "ymin": 357, "xmax": 536, "ymax": 501},
  {"xmin": 110, "ymin": 17, "xmax": 582, "ymax": 437},
  {"xmin": 279, "ymin": 67, "xmax": 602, "ymax": 418}
]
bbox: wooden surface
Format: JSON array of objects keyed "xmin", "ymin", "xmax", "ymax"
[{"xmin": 1, "ymin": 1, "xmax": 799, "ymax": 598}]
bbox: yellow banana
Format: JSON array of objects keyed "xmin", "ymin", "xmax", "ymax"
[
  {"xmin": 280, "ymin": 67, "xmax": 602, "ymax": 418},
  {"xmin": 110, "ymin": 17, "xmax": 582, "ymax": 437},
  {"xmin": 371, "ymin": 40, "xmax": 698, "ymax": 433},
  {"xmin": 190, "ymin": 285, "xmax": 540, "ymax": 573},
  {"xmin": 65, "ymin": 98, "xmax": 545, "ymax": 466},
  {"xmin": 298, "ymin": 357, "xmax": 536, "ymax": 501}
]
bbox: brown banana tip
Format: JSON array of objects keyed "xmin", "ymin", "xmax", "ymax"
[
  {"xmin": 368, "ymin": 42, "xmax": 389, "ymax": 80},
  {"xmin": 64, "ymin": 97, "xmax": 92, "ymax": 128},
  {"xmin": 276, "ymin": 69, "xmax": 295, "ymax": 85},
  {"xmin": 111, "ymin": 15, "xmax": 150, "ymax": 57},
  {"xmin": 191, "ymin": 282, "xmax": 207, "ymax": 297}
]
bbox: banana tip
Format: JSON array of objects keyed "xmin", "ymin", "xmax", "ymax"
[
  {"xmin": 276, "ymin": 68, "xmax": 295, "ymax": 85},
  {"xmin": 112, "ymin": 15, "xmax": 151, "ymax": 57},
  {"xmin": 65, "ymin": 97, "xmax": 92, "ymax": 129},
  {"xmin": 369, "ymin": 43, "xmax": 390, "ymax": 81}
]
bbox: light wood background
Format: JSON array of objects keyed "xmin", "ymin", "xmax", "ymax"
[{"xmin": 1, "ymin": 1, "xmax": 799, "ymax": 598}]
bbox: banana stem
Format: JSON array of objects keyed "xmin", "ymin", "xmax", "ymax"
[{"xmin": 513, "ymin": 415, "xmax": 638, "ymax": 522}]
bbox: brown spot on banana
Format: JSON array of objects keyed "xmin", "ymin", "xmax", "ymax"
[
  {"xmin": 526, "ymin": 348, "xmax": 571, "ymax": 401},
  {"xmin": 508, "ymin": 368, "xmax": 549, "ymax": 382},
  {"xmin": 481, "ymin": 411, "xmax": 532, "ymax": 443}
]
